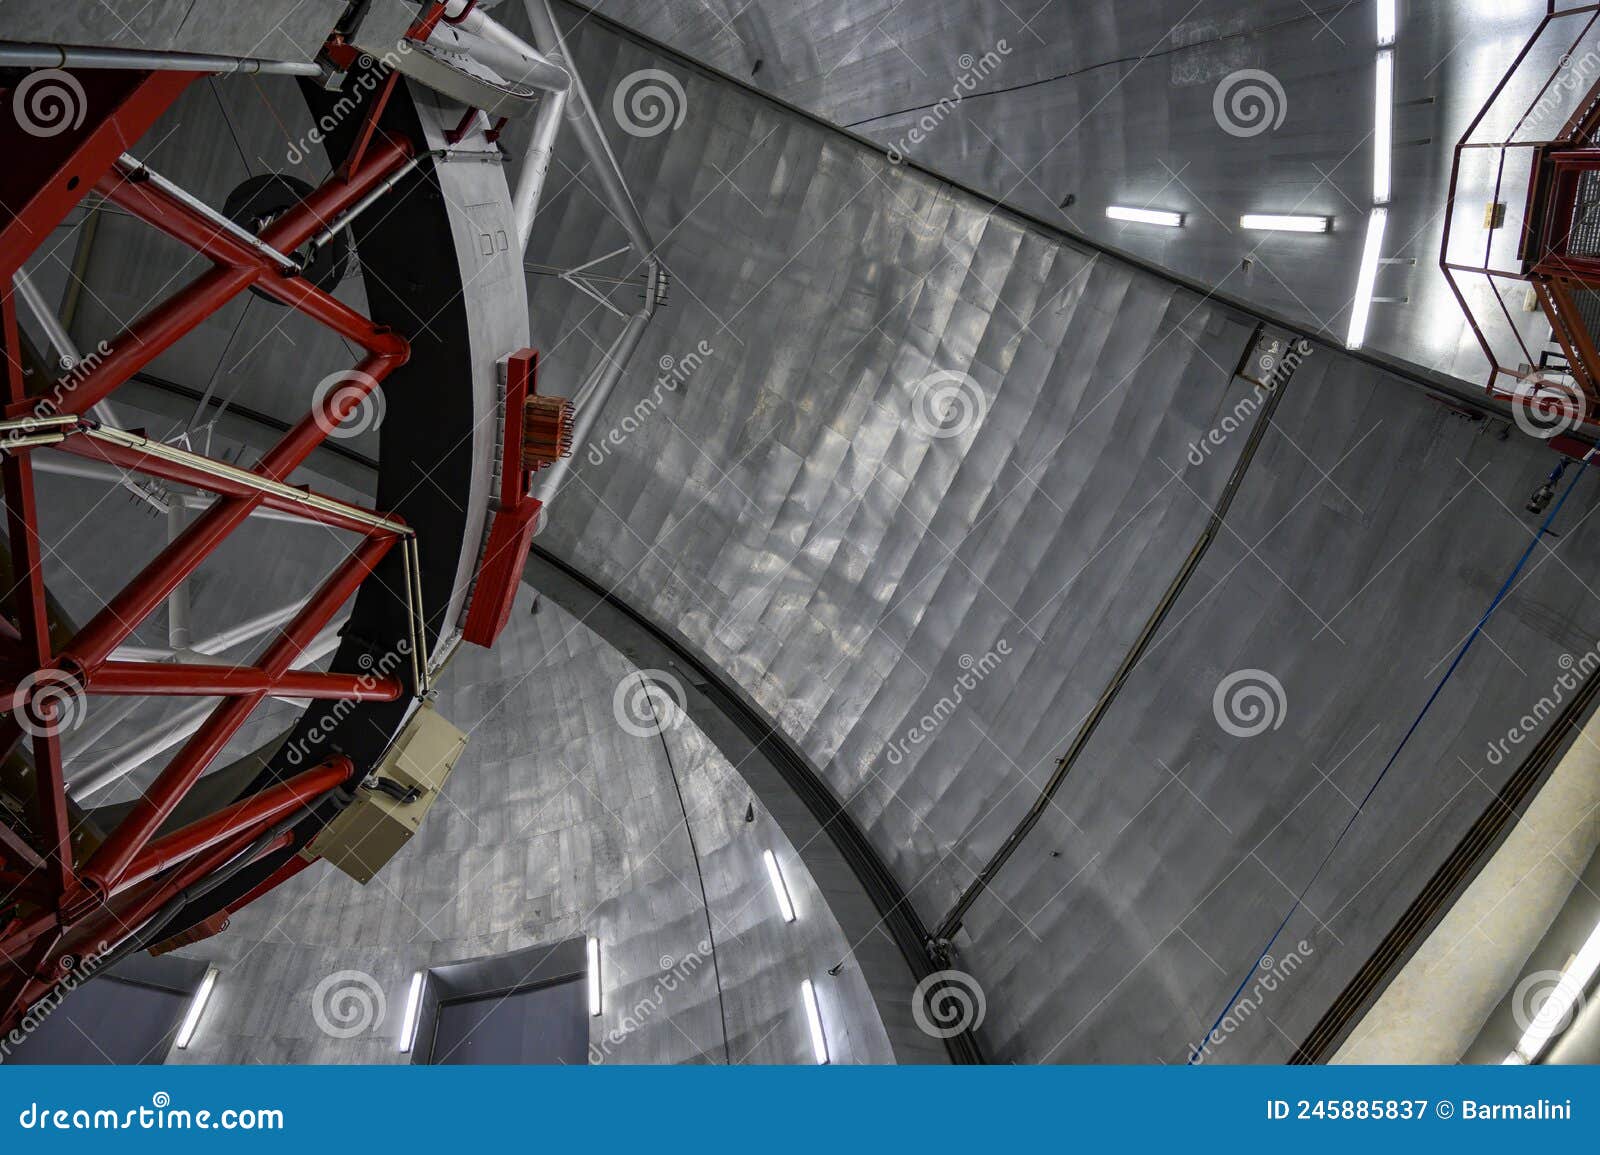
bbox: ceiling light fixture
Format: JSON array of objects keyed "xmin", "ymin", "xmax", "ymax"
[
  {"xmin": 1105, "ymin": 205, "xmax": 1184, "ymax": 228},
  {"xmin": 1239, "ymin": 214, "xmax": 1331, "ymax": 233},
  {"xmin": 399, "ymin": 971, "xmax": 424, "ymax": 1053},
  {"xmin": 800, "ymin": 979, "xmax": 829, "ymax": 1064},
  {"xmin": 174, "ymin": 966, "xmax": 218, "ymax": 1050},
  {"xmin": 763, "ymin": 849, "xmax": 797, "ymax": 922},
  {"xmin": 588, "ymin": 937, "xmax": 602, "ymax": 1016},
  {"xmin": 1377, "ymin": 0, "xmax": 1397, "ymax": 47},
  {"xmin": 1374, "ymin": 49, "xmax": 1394, "ymax": 203},
  {"xmin": 1347, "ymin": 207, "xmax": 1388, "ymax": 349}
]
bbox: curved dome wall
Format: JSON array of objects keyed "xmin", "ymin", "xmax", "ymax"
[
  {"xmin": 517, "ymin": 15, "xmax": 1600, "ymax": 1061},
  {"xmin": 170, "ymin": 582, "xmax": 891, "ymax": 1064}
]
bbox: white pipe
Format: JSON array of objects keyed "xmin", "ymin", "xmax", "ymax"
[
  {"xmin": 167, "ymin": 504, "xmax": 192, "ymax": 652},
  {"xmin": 11, "ymin": 270, "xmax": 121, "ymax": 428},
  {"xmin": 514, "ymin": 87, "xmax": 568, "ymax": 250},
  {"xmin": 444, "ymin": 3, "xmax": 571, "ymax": 94},
  {"xmin": 116, "ymin": 154, "xmax": 299, "ymax": 272},
  {"xmin": 0, "ymin": 43, "xmax": 321, "ymax": 76}
]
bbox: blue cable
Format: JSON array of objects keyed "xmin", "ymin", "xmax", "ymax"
[{"xmin": 1187, "ymin": 451, "xmax": 1594, "ymax": 1064}]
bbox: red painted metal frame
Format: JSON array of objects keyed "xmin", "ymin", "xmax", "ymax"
[
  {"xmin": 1440, "ymin": 3, "xmax": 1600, "ymax": 435},
  {"xmin": 0, "ymin": 67, "xmax": 421, "ymax": 1027}
]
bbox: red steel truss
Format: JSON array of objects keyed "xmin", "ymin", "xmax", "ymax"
[{"xmin": 0, "ymin": 69, "xmax": 421, "ymax": 1027}]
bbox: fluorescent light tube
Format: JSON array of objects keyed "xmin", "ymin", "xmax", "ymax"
[
  {"xmin": 175, "ymin": 966, "xmax": 218, "ymax": 1049},
  {"xmin": 800, "ymin": 979, "xmax": 828, "ymax": 1064},
  {"xmin": 588, "ymin": 937, "xmax": 602, "ymax": 1016},
  {"xmin": 1374, "ymin": 50, "xmax": 1394, "ymax": 203},
  {"xmin": 1105, "ymin": 205, "xmax": 1184, "ymax": 227},
  {"xmin": 1377, "ymin": 0, "xmax": 1397, "ymax": 47},
  {"xmin": 1512, "ymin": 919, "xmax": 1600, "ymax": 1063},
  {"xmin": 1240, "ymin": 214, "xmax": 1331, "ymax": 233},
  {"xmin": 763, "ymin": 849, "xmax": 797, "ymax": 922},
  {"xmin": 399, "ymin": 971, "xmax": 424, "ymax": 1053},
  {"xmin": 1347, "ymin": 207, "xmax": 1387, "ymax": 349}
]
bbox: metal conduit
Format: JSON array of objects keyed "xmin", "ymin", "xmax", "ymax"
[{"xmin": 931, "ymin": 331, "xmax": 1306, "ymax": 946}]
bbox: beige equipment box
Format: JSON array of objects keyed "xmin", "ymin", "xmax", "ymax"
[{"xmin": 306, "ymin": 705, "xmax": 468, "ymax": 884}]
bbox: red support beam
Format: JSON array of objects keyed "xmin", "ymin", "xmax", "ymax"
[
  {"xmin": 114, "ymin": 756, "xmax": 351, "ymax": 895},
  {"xmin": 55, "ymin": 348, "xmax": 404, "ymax": 676},
  {"xmin": 78, "ymin": 533, "xmax": 396, "ymax": 896},
  {"xmin": 0, "ymin": 293, "xmax": 74, "ymax": 895},
  {"xmin": 50, "ymin": 135, "xmax": 412, "ymax": 422},
  {"xmin": 85, "ymin": 662, "xmax": 402, "ymax": 701}
]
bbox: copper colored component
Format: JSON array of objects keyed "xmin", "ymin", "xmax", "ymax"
[{"xmin": 522, "ymin": 393, "xmax": 573, "ymax": 470}]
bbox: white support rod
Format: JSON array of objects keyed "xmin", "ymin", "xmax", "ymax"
[
  {"xmin": 522, "ymin": 0, "xmax": 654, "ymax": 259},
  {"xmin": 0, "ymin": 43, "xmax": 322, "ymax": 76},
  {"xmin": 116, "ymin": 154, "xmax": 300, "ymax": 272},
  {"xmin": 514, "ymin": 86, "xmax": 568, "ymax": 251},
  {"xmin": 11, "ymin": 270, "xmax": 121, "ymax": 428},
  {"xmin": 192, "ymin": 601, "xmax": 315, "ymax": 657},
  {"xmin": 30, "ymin": 456, "xmax": 352, "ymax": 526},
  {"xmin": 533, "ymin": 262, "xmax": 659, "ymax": 526},
  {"xmin": 166, "ymin": 503, "xmax": 192, "ymax": 653},
  {"xmin": 68, "ymin": 626, "xmax": 348, "ymax": 800}
]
